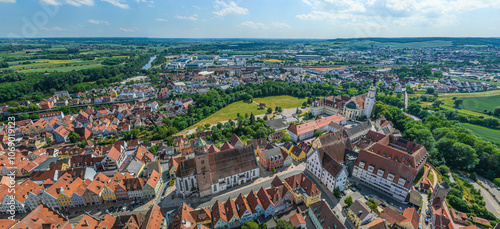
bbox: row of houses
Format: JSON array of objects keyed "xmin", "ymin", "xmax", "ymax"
[
  {"xmin": 172, "ymin": 174, "xmax": 341, "ymax": 229},
  {"xmin": 1, "ymin": 202, "xmax": 166, "ymax": 229},
  {"xmin": 0, "ymin": 167, "xmax": 162, "ymax": 214}
]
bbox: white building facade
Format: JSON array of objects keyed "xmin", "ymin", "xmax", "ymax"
[{"xmin": 307, "ymin": 149, "xmax": 348, "ymax": 193}]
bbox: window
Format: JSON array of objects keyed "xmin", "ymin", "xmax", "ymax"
[
  {"xmin": 367, "ymin": 165, "xmax": 375, "ymax": 172},
  {"xmin": 398, "ymin": 178, "xmax": 406, "ymax": 186},
  {"xmin": 377, "ymin": 169, "xmax": 384, "ymax": 177}
]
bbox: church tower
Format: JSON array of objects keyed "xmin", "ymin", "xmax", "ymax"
[{"xmin": 363, "ymin": 85, "xmax": 376, "ymax": 118}]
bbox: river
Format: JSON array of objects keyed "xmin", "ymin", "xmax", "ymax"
[{"xmin": 142, "ymin": 55, "xmax": 157, "ymax": 70}]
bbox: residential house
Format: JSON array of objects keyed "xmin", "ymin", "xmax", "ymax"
[
  {"xmin": 143, "ymin": 170, "xmax": 162, "ymax": 199},
  {"xmin": 307, "ymin": 146, "xmax": 349, "ymax": 193},
  {"xmin": 53, "ymin": 126, "xmax": 71, "ymax": 143},
  {"xmin": 347, "ymin": 200, "xmax": 377, "ymax": 228},
  {"xmin": 380, "ymin": 206, "xmax": 420, "ymax": 229},
  {"xmin": 224, "ymin": 198, "xmax": 240, "ymax": 228},
  {"xmin": 259, "ymin": 144, "xmax": 284, "ymax": 171},
  {"xmin": 212, "ymin": 200, "xmax": 228, "ymax": 229},
  {"xmin": 281, "ymin": 148, "xmax": 293, "ymax": 168},
  {"xmin": 246, "ymin": 190, "xmax": 265, "ymax": 219},
  {"xmin": 235, "ymin": 194, "xmax": 254, "ymax": 223},
  {"xmin": 308, "ymin": 200, "xmax": 345, "ymax": 229},
  {"xmin": 9, "ymin": 204, "xmax": 72, "ymax": 229},
  {"xmin": 285, "ymin": 173, "xmax": 321, "ymax": 207},
  {"xmin": 257, "ymin": 187, "xmax": 276, "ymax": 218}
]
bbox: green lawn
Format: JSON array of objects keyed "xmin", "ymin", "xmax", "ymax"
[
  {"xmin": 459, "ymin": 123, "xmax": 500, "ymax": 144},
  {"xmin": 461, "ymin": 94, "xmax": 500, "ymax": 113},
  {"xmin": 183, "ymin": 95, "xmax": 308, "ymax": 132}
]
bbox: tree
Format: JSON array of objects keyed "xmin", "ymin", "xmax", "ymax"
[
  {"xmin": 437, "ymin": 165, "xmax": 450, "ymax": 175},
  {"xmin": 276, "ymin": 220, "xmax": 295, "ymax": 229},
  {"xmin": 433, "ymin": 100, "xmax": 444, "ymax": 108},
  {"xmin": 427, "ymin": 87, "xmax": 435, "ymax": 95},
  {"xmin": 267, "ymin": 108, "xmax": 273, "ymax": 114},
  {"xmin": 281, "ymin": 132, "xmax": 291, "ymax": 142},
  {"xmin": 130, "ymin": 129, "xmax": 140, "ymax": 139},
  {"xmin": 344, "ymin": 196, "xmax": 353, "ymax": 208},
  {"xmin": 58, "ymin": 106, "xmax": 70, "ymax": 114},
  {"xmin": 494, "ymin": 106, "xmax": 500, "ymax": 117},
  {"xmin": 68, "ymin": 131, "xmax": 80, "ymax": 143},
  {"xmin": 494, "ymin": 178, "xmax": 500, "ymax": 187},
  {"xmin": 272, "ymin": 168, "xmax": 276, "ymax": 173},
  {"xmin": 314, "ymin": 129, "xmax": 324, "ymax": 137},
  {"xmin": 454, "ymin": 99, "xmax": 463, "ymax": 108},
  {"xmin": 367, "ymin": 198, "xmax": 379, "ymax": 214},
  {"xmin": 241, "ymin": 221, "xmax": 259, "ymax": 229},
  {"xmin": 334, "ymin": 187, "xmax": 342, "ymax": 198},
  {"xmin": 18, "ymin": 113, "xmax": 29, "ymax": 120},
  {"xmin": 302, "ymin": 101, "xmax": 308, "ymax": 107},
  {"xmin": 433, "ymin": 71, "xmax": 444, "ymax": 78},
  {"xmin": 196, "ymin": 126, "xmax": 205, "ymax": 133}
]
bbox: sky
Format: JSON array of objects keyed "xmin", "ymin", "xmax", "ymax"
[{"xmin": 0, "ymin": 0, "xmax": 499, "ymax": 38}]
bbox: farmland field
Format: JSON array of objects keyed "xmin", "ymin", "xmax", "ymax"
[
  {"xmin": 18, "ymin": 64, "xmax": 103, "ymax": 73},
  {"xmin": 184, "ymin": 95, "xmax": 307, "ymax": 131},
  {"xmin": 461, "ymin": 94, "xmax": 500, "ymax": 113},
  {"xmin": 459, "ymin": 123, "xmax": 500, "ymax": 144}
]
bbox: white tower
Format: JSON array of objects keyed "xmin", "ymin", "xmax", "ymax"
[{"xmin": 363, "ymin": 85, "xmax": 376, "ymax": 118}]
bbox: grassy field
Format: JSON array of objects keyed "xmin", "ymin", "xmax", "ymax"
[
  {"xmin": 18, "ymin": 64, "xmax": 103, "ymax": 73},
  {"xmin": 419, "ymin": 91, "xmax": 500, "ymax": 119},
  {"xmin": 459, "ymin": 123, "xmax": 500, "ymax": 144},
  {"xmin": 184, "ymin": 95, "xmax": 307, "ymax": 131},
  {"xmin": 438, "ymin": 90, "xmax": 500, "ymax": 99},
  {"xmin": 461, "ymin": 94, "xmax": 500, "ymax": 113}
]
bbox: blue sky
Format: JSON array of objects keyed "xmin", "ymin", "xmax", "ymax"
[{"xmin": 1, "ymin": 0, "xmax": 499, "ymax": 38}]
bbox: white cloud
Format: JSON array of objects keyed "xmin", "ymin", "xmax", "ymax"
[
  {"xmin": 212, "ymin": 0, "xmax": 248, "ymax": 16},
  {"xmin": 240, "ymin": 21, "xmax": 267, "ymax": 30},
  {"xmin": 89, "ymin": 19, "xmax": 109, "ymax": 25},
  {"xmin": 0, "ymin": 0, "xmax": 16, "ymax": 3},
  {"xmin": 101, "ymin": 0, "xmax": 129, "ymax": 9},
  {"xmin": 66, "ymin": 0, "xmax": 93, "ymax": 6},
  {"xmin": 155, "ymin": 18, "xmax": 168, "ymax": 22},
  {"xmin": 40, "ymin": 26, "xmax": 64, "ymax": 31},
  {"xmin": 296, "ymin": 0, "xmax": 500, "ymax": 30},
  {"xmin": 40, "ymin": 0, "xmax": 62, "ymax": 5},
  {"xmin": 119, "ymin": 27, "xmax": 134, "ymax": 32},
  {"xmin": 175, "ymin": 14, "xmax": 198, "ymax": 21},
  {"xmin": 271, "ymin": 22, "xmax": 292, "ymax": 29}
]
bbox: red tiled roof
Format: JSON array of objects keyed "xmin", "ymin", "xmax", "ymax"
[
  {"xmin": 12, "ymin": 204, "xmax": 71, "ymax": 229},
  {"xmin": 211, "ymin": 200, "xmax": 227, "ymax": 225},
  {"xmin": 290, "ymin": 213, "xmax": 306, "ymax": 227},
  {"xmin": 288, "ymin": 114, "xmax": 346, "ymax": 136},
  {"xmin": 285, "ymin": 173, "xmax": 321, "ymax": 197}
]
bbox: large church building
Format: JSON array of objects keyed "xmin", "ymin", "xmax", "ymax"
[{"xmin": 310, "ymin": 85, "xmax": 376, "ymax": 119}]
